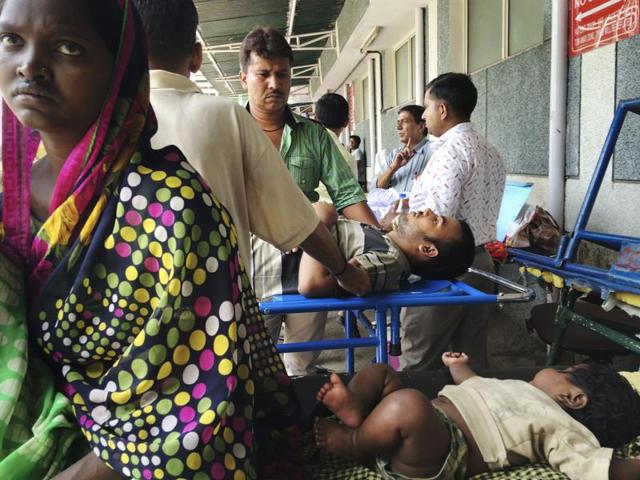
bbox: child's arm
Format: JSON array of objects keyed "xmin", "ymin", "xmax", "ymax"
[
  {"xmin": 442, "ymin": 352, "xmax": 477, "ymax": 384},
  {"xmin": 298, "ymin": 256, "xmax": 371, "ymax": 298},
  {"xmin": 609, "ymin": 458, "xmax": 640, "ymax": 480}
]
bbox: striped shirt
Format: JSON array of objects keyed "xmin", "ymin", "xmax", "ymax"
[{"xmin": 252, "ymin": 219, "xmax": 410, "ymax": 300}]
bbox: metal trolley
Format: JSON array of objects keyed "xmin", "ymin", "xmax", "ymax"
[
  {"xmin": 509, "ymin": 97, "xmax": 640, "ymax": 364},
  {"xmin": 260, "ymin": 268, "xmax": 534, "ymax": 373}
]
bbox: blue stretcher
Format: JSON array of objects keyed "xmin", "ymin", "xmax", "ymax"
[
  {"xmin": 260, "ymin": 268, "xmax": 534, "ymax": 373},
  {"xmin": 509, "ymin": 97, "xmax": 640, "ymax": 364}
]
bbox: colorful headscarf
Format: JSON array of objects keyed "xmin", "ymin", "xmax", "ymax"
[
  {"xmin": 0, "ymin": 1, "xmax": 300, "ymax": 478},
  {"xmin": 1, "ymin": 0, "xmax": 150, "ymax": 293}
]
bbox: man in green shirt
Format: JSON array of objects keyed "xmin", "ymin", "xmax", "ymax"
[
  {"xmin": 239, "ymin": 27, "xmax": 377, "ymax": 223},
  {"xmin": 239, "ymin": 27, "xmax": 379, "ymax": 375}
]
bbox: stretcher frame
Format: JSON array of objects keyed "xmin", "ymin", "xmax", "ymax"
[
  {"xmin": 260, "ymin": 268, "xmax": 534, "ymax": 373},
  {"xmin": 509, "ymin": 97, "xmax": 640, "ymax": 364}
]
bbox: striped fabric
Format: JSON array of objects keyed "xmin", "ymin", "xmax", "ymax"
[
  {"xmin": 302, "ymin": 430, "xmax": 640, "ymax": 480},
  {"xmin": 252, "ymin": 219, "xmax": 410, "ymax": 300}
]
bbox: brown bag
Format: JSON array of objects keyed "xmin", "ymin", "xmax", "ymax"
[{"xmin": 505, "ymin": 206, "xmax": 561, "ymax": 255}]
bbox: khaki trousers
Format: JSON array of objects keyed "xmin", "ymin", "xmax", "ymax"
[
  {"xmin": 265, "ymin": 311, "xmax": 328, "ymax": 376},
  {"xmin": 399, "ymin": 248, "xmax": 494, "ymax": 371}
]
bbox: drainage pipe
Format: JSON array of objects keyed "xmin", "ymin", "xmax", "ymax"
[
  {"xmin": 415, "ymin": 7, "xmax": 426, "ymax": 104},
  {"xmin": 367, "ymin": 56, "xmax": 377, "ymax": 165},
  {"xmin": 365, "ymin": 51, "xmax": 384, "ymax": 156},
  {"xmin": 548, "ymin": 0, "xmax": 568, "ymax": 229}
]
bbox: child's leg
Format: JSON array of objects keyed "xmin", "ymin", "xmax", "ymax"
[
  {"xmin": 316, "ymin": 364, "xmax": 403, "ymax": 427},
  {"xmin": 315, "ymin": 387, "xmax": 450, "ymax": 477}
]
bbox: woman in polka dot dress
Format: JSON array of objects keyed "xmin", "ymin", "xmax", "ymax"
[{"xmin": 0, "ymin": 0, "xmax": 299, "ymax": 479}]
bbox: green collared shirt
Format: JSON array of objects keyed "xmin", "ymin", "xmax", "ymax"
[{"xmin": 249, "ymin": 105, "xmax": 366, "ymax": 210}]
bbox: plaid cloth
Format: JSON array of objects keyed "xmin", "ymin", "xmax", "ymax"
[
  {"xmin": 0, "ymin": 255, "xmax": 81, "ymax": 479},
  {"xmin": 302, "ymin": 415, "xmax": 640, "ymax": 480}
]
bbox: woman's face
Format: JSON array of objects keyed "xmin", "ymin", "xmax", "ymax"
[{"xmin": 0, "ymin": 0, "xmax": 114, "ymax": 141}]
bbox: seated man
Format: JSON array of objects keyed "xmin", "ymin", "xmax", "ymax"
[
  {"xmin": 252, "ymin": 203, "xmax": 475, "ymax": 299},
  {"xmin": 370, "ymin": 105, "xmax": 430, "ymax": 193}
]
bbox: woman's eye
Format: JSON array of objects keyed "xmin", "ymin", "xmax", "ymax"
[
  {"xmin": 57, "ymin": 43, "xmax": 82, "ymax": 56},
  {"xmin": 0, "ymin": 34, "xmax": 22, "ymax": 48}
]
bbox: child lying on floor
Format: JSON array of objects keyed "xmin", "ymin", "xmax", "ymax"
[
  {"xmin": 252, "ymin": 202, "xmax": 475, "ymax": 299},
  {"xmin": 314, "ymin": 354, "xmax": 640, "ymax": 480}
]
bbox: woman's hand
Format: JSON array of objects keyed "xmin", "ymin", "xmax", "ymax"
[{"xmin": 52, "ymin": 452, "xmax": 123, "ymax": 480}]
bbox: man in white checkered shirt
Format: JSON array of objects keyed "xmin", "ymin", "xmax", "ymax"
[{"xmin": 402, "ymin": 72, "xmax": 506, "ymax": 371}]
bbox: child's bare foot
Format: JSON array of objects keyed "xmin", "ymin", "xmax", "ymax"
[
  {"xmin": 314, "ymin": 417, "xmax": 355, "ymax": 457},
  {"xmin": 315, "ymin": 373, "xmax": 365, "ymax": 427}
]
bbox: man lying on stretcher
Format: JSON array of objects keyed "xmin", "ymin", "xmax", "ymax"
[{"xmin": 252, "ymin": 202, "xmax": 475, "ymax": 299}]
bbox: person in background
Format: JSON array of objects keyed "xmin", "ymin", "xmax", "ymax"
[
  {"xmin": 239, "ymin": 26, "xmax": 379, "ymax": 375},
  {"xmin": 348, "ymin": 135, "xmax": 367, "ymax": 191},
  {"xmin": 371, "ymin": 105, "xmax": 430, "ymax": 193},
  {"xmin": 400, "ymin": 73, "xmax": 506, "ymax": 372},
  {"xmin": 132, "ymin": 0, "xmax": 369, "ymax": 298},
  {"xmin": 314, "ymin": 92, "xmax": 358, "ymax": 202}
]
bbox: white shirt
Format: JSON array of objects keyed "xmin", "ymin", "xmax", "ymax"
[
  {"xmin": 149, "ymin": 70, "xmax": 318, "ymax": 270},
  {"xmin": 440, "ymin": 377, "xmax": 613, "ymax": 479},
  {"xmin": 409, "ymin": 122, "xmax": 505, "ymax": 245}
]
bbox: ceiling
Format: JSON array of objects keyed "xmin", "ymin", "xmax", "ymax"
[{"xmin": 194, "ymin": 0, "xmax": 346, "ymax": 98}]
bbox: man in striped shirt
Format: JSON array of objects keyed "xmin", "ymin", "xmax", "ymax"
[{"xmin": 252, "ymin": 203, "xmax": 475, "ymax": 300}]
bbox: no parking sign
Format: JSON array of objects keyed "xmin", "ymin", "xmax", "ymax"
[{"xmin": 570, "ymin": 0, "xmax": 639, "ymax": 56}]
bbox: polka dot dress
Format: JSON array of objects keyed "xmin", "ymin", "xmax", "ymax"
[{"xmin": 30, "ymin": 151, "xmax": 297, "ymax": 479}]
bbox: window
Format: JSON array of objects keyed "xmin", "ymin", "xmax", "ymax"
[
  {"xmin": 467, "ymin": 0, "xmax": 544, "ymax": 73},
  {"xmin": 395, "ymin": 36, "xmax": 415, "ymax": 105},
  {"xmin": 467, "ymin": 0, "xmax": 502, "ymax": 73},
  {"xmin": 508, "ymin": 0, "xmax": 544, "ymax": 55}
]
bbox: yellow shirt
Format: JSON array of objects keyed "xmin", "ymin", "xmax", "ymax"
[
  {"xmin": 440, "ymin": 376, "xmax": 613, "ymax": 479},
  {"xmin": 149, "ymin": 70, "xmax": 318, "ymax": 271}
]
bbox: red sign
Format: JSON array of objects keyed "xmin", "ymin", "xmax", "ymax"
[
  {"xmin": 347, "ymin": 83, "xmax": 356, "ymax": 133},
  {"xmin": 570, "ymin": 0, "xmax": 639, "ymax": 56}
]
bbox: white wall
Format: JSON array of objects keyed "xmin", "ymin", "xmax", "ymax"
[
  {"xmin": 507, "ymin": 44, "xmax": 640, "ymax": 238},
  {"xmin": 565, "ymin": 44, "xmax": 640, "ymax": 237}
]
